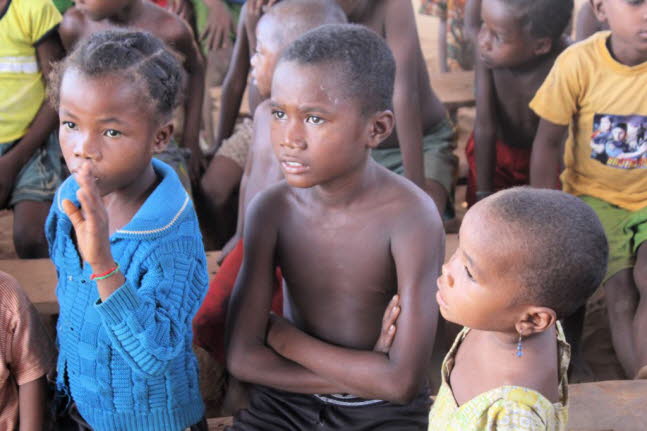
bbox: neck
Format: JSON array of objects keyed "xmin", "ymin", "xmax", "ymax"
[
  {"xmin": 608, "ymin": 34, "xmax": 647, "ymax": 67},
  {"xmin": 310, "ymin": 156, "xmax": 376, "ymax": 208},
  {"xmin": 476, "ymin": 325, "xmax": 556, "ymax": 352},
  {"xmin": 102, "ymin": 162, "xmax": 158, "ymax": 234},
  {"xmin": 110, "ymin": 0, "xmax": 144, "ymax": 24}
]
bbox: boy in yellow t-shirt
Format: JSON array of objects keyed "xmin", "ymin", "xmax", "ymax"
[
  {"xmin": 0, "ymin": 0, "xmax": 65, "ymax": 258},
  {"xmin": 530, "ymin": 0, "xmax": 647, "ymax": 380}
]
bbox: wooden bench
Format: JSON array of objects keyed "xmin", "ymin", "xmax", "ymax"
[
  {"xmin": 208, "ymin": 380, "xmax": 647, "ymax": 431},
  {"xmin": 429, "ymin": 70, "xmax": 475, "ymax": 120}
]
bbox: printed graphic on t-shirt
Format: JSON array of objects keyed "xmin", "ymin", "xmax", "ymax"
[{"xmin": 590, "ymin": 114, "xmax": 647, "ymax": 169}]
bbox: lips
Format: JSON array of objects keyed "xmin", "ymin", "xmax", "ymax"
[
  {"xmin": 280, "ymin": 158, "xmax": 309, "ymax": 175},
  {"xmin": 436, "ymin": 290, "xmax": 449, "ymax": 309}
]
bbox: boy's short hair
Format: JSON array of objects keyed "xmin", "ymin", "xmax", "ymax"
[
  {"xmin": 263, "ymin": 0, "xmax": 347, "ymax": 47},
  {"xmin": 502, "ymin": 0, "xmax": 573, "ymax": 41},
  {"xmin": 484, "ymin": 187, "xmax": 608, "ymax": 319},
  {"xmin": 49, "ymin": 30, "xmax": 185, "ymax": 122},
  {"xmin": 280, "ymin": 23, "xmax": 395, "ymax": 115}
]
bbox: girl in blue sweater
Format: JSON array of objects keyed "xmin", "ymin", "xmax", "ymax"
[{"xmin": 46, "ymin": 30, "xmax": 209, "ymax": 430}]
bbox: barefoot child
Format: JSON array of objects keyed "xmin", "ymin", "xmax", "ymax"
[
  {"xmin": 47, "ymin": 31, "xmax": 208, "ymax": 430},
  {"xmin": 193, "ymin": 0, "xmax": 347, "ymax": 363},
  {"xmin": 530, "ymin": 0, "xmax": 647, "ymax": 380},
  {"xmin": 466, "ymin": 0, "xmax": 572, "ymax": 205},
  {"xmin": 0, "ymin": 271, "xmax": 55, "ymax": 430},
  {"xmin": 0, "ymin": 0, "xmax": 66, "ymax": 258},
  {"xmin": 226, "ymin": 24, "xmax": 443, "ymax": 429},
  {"xmin": 429, "ymin": 188, "xmax": 607, "ymax": 430},
  {"xmin": 59, "ymin": 0, "xmax": 206, "ymax": 190}
]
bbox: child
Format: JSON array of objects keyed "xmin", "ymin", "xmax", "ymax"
[
  {"xmin": 59, "ymin": 0, "xmax": 206, "ymax": 190},
  {"xmin": 530, "ymin": 0, "xmax": 647, "ymax": 380},
  {"xmin": 0, "ymin": 271, "xmax": 55, "ymax": 430},
  {"xmin": 226, "ymin": 24, "xmax": 443, "ymax": 429},
  {"xmin": 0, "ymin": 0, "xmax": 66, "ymax": 258},
  {"xmin": 47, "ymin": 30, "xmax": 209, "ymax": 429},
  {"xmin": 427, "ymin": 187, "xmax": 607, "ymax": 430},
  {"xmin": 419, "ymin": 0, "xmax": 474, "ymax": 72},
  {"xmin": 193, "ymin": 0, "xmax": 347, "ymax": 362},
  {"xmin": 203, "ymin": 0, "xmax": 456, "ymax": 228},
  {"xmin": 466, "ymin": 0, "xmax": 572, "ymax": 206}
]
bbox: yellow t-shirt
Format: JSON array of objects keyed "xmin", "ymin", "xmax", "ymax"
[
  {"xmin": 530, "ymin": 31, "xmax": 647, "ymax": 211},
  {"xmin": 428, "ymin": 323, "xmax": 570, "ymax": 431},
  {"xmin": 0, "ymin": 0, "xmax": 61, "ymax": 142}
]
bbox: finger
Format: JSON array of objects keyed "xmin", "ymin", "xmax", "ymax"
[
  {"xmin": 374, "ymin": 324, "xmax": 396, "ymax": 353},
  {"xmin": 62, "ymin": 198, "xmax": 85, "ymax": 228},
  {"xmin": 382, "ymin": 294, "xmax": 399, "ymax": 325}
]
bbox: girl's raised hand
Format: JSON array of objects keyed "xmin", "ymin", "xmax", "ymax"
[{"xmin": 61, "ymin": 163, "xmax": 113, "ymax": 271}]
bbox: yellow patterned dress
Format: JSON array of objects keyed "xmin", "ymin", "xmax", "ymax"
[{"xmin": 428, "ymin": 323, "xmax": 570, "ymax": 430}]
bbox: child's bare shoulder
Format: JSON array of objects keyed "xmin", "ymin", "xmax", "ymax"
[{"xmin": 140, "ymin": 2, "xmax": 194, "ymax": 51}]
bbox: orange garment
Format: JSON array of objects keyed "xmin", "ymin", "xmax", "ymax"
[
  {"xmin": 193, "ymin": 239, "xmax": 283, "ymax": 363},
  {"xmin": 0, "ymin": 271, "xmax": 55, "ymax": 430}
]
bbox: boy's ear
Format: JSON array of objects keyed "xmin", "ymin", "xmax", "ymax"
[
  {"xmin": 366, "ymin": 110, "xmax": 395, "ymax": 149},
  {"xmin": 533, "ymin": 38, "xmax": 553, "ymax": 57},
  {"xmin": 515, "ymin": 306, "xmax": 557, "ymax": 337},
  {"xmin": 152, "ymin": 122, "xmax": 174, "ymax": 154},
  {"xmin": 590, "ymin": 0, "xmax": 606, "ymax": 22}
]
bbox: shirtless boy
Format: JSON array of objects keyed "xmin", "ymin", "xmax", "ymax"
[
  {"xmin": 467, "ymin": 0, "xmax": 572, "ymax": 205},
  {"xmin": 58, "ymin": 0, "xmax": 205, "ymax": 187},
  {"xmin": 203, "ymin": 0, "xmax": 456, "ymax": 229},
  {"xmin": 226, "ymin": 24, "xmax": 443, "ymax": 429}
]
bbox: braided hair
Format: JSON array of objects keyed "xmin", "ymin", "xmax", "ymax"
[{"xmin": 49, "ymin": 30, "xmax": 185, "ymax": 122}]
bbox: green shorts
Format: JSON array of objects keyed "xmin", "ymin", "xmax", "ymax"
[
  {"xmin": 371, "ymin": 118, "xmax": 458, "ymax": 213},
  {"xmin": 580, "ymin": 195, "xmax": 647, "ymax": 283},
  {"xmin": 0, "ymin": 133, "xmax": 65, "ymax": 207}
]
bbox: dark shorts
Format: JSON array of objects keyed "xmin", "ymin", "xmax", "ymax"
[
  {"xmin": 0, "ymin": 132, "xmax": 65, "ymax": 207},
  {"xmin": 229, "ymin": 385, "xmax": 432, "ymax": 431}
]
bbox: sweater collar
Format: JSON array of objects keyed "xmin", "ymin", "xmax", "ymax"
[{"xmin": 57, "ymin": 159, "xmax": 190, "ymax": 239}]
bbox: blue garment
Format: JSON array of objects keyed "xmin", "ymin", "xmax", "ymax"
[{"xmin": 46, "ymin": 159, "xmax": 208, "ymax": 431}]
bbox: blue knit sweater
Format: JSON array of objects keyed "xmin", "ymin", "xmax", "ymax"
[{"xmin": 46, "ymin": 159, "xmax": 208, "ymax": 431}]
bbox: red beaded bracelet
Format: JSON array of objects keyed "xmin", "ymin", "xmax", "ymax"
[{"xmin": 90, "ymin": 263, "xmax": 120, "ymax": 280}]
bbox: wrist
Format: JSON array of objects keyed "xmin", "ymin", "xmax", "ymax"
[{"xmin": 88, "ymin": 256, "xmax": 116, "ymax": 274}]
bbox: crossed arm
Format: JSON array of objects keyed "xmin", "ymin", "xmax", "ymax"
[{"xmin": 226, "ymin": 190, "xmax": 442, "ymax": 403}]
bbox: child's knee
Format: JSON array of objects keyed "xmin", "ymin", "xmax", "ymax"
[
  {"xmin": 634, "ymin": 245, "xmax": 647, "ymax": 293},
  {"xmin": 605, "ymin": 270, "xmax": 639, "ymax": 315},
  {"xmin": 200, "ymin": 157, "xmax": 242, "ymax": 206},
  {"xmin": 13, "ymin": 222, "xmax": 48, "ymax": 258}
]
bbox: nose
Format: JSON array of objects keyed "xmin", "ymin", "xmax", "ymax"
[
  {"xmin": 441, "ymin": 263, "xmax": 455, "ymax": 288},
  {"xmin": 281, "ymin": 120, "xmax": 307, "ymax": 150},
  {"xmin": 73, "ymin": 133, "xmax": 100, "ymax": 160}
]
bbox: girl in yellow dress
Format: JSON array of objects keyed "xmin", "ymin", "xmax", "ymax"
[{"xmin": 429, "ymin": 187, "xmax": 608, "ymax": 430}]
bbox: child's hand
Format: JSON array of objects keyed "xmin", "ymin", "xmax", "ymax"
[
  {"xmin": 202, "ymin": 0, "xmax": 234, "ymax": 50},
  {"xmin": 266, "ymin": 312, "xmax": 296, "ymax": 355},
  {"xmin": 62, "ymin": 163, "xmax": 114, "ymax": 270},
  {"xmin": 373, "ymin": 294, "xmax": 400, "ymax": 354},
  {"xmin": 248, "ymin": 0, "xmax": 280, "ymax": 17}
]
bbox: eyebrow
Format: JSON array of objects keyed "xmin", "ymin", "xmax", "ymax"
[{"xmin": 98, "ymin": 117, "xmax": 126, "ymax": 125}]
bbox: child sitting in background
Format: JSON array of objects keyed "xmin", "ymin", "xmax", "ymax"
[
  {"xmin": 0, "ymin": 271, "xmax": 55, "ymax": 430},
  {"xmin": 531, "ymin": 0, "xmax": 647, "ymax": 380},
  {"xmin": 0, "ymin": 0, "xmax": 66, "ymax": 258},
  {"xmin": 467, "ymin": 0, "xmax": 572, "ymax": 205},
  {"xmin": 59, "ymin": 0, "xmax": 206, "ymax": 191},
  {"xmin": 429, "ymin": 188, "xmax": 607, "ymax": 430},
  {"xmin": 47, "ymin": 30, "xmax": 208, "ymax": 430}
]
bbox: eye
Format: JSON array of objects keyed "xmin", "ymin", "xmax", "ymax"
[
  {"xmin": 464, "ymin": 265, "xmax": 475, "ymax": 281},
  {"xmin": 104, "ymin": 129, "xmax": 122, "ymax": 138},
  {"xmin": 306, "ymin": 115, "xmax": 325, "ymax": 125},
  {"xmin": 272, "ymin": 110, "xmax": 286, "ymax": 120},
  {"xmin": 627, "ymin": 0, "xmax": 643, "ymax": 5},
  {"xmin": 62, "ymin": 121, "xmax": 77, "ymax": 130}
]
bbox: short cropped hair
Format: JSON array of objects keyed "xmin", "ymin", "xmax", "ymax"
[
  {"xmin": 263, "ymin": 0, "xmax": 347, "ymax": 47},
  {"xmin": 49, "ymin": 30, "xmax": 184, "ymax": 122},
  {"xmin": 280, "ymin": 23, "xmax": 395, "ymax": 115},
  {"xmin": 502, "ymin": 0, "xmax": 573, "ymax": 41},
  {"xmin": 484, "ymin": 187, "xmax": 608, "ymax": 319}
]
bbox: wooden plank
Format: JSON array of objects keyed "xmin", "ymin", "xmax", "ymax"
[
  {"xmin": 429, "ymin": 70, "xmax": 475, "ymax": 111},
  {"xmin": 569, "ymin": 380, "xmax": 647, "ymax": 431},
  {"xmin": 207, "ymin": 416, "xmax": 233, "ymax": 430}
]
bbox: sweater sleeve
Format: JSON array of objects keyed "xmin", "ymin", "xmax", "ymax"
[{"xmin": 94, "ymin": 239, "xmax": 208, "ymax": 377}]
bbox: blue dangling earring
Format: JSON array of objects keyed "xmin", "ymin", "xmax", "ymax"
[{"xmin": 516, "ymin": 334, "xmax": 523, "ymax": 358}]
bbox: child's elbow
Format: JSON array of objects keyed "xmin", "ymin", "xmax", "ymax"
[
  {"xmin": 383, "ymin": 373, "xmax": 421, "ymax": 405},
  {"xmin": 226, "ymin": 345, "xmax": 252, "ymax": 381}
]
